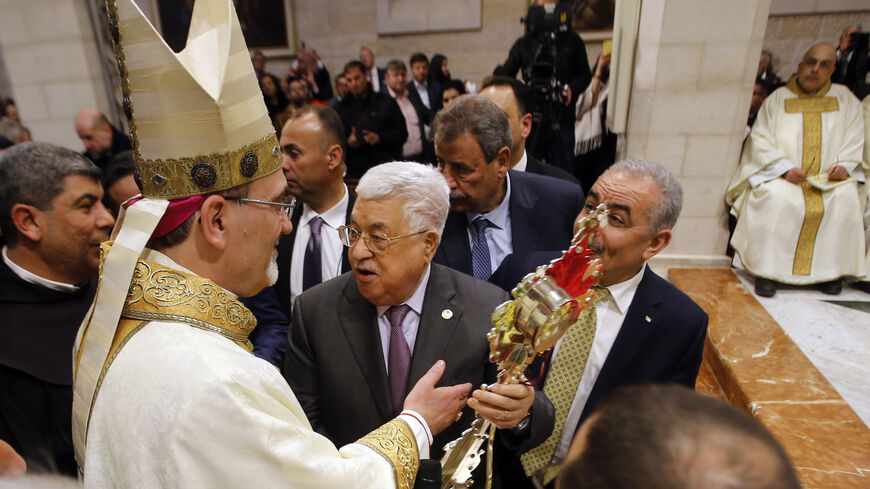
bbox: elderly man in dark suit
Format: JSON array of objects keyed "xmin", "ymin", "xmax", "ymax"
[
  {"xmin": 474, "ymin": 159, "xmax": 708, "ymax": 488},
  {"xmin": 286, "ymin": 161, "xmax": 511, "ymax": 459},
  {"xmin": 431, "ymin": 94, "xmax": 584, "ymax": 282},
  {"xmin": 242, "ymin": 105, "xmax": 354, "ymax": 368}
]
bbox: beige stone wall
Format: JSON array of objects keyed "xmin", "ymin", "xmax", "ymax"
[
  {"xmin": 625, "ymin": 0, "xmax": 771, "ymax": 267},
  {"xmin": 764, "ymin": 11, "xmax": 870, "ymax": 81},
  {"xmin": 266, "ymin": 0, "xmax": 531, "ymax": 90},
  {"xmin": 0, "ymin": 0, "xmax": 114, "ymax": 149}
]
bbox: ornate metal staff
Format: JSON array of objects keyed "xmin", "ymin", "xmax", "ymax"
[{"xmin": 440, "ymin": 204, "xmax": 609, "ymax": 489}]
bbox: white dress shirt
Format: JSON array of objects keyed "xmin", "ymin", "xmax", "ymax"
[
  {"xmin": 412, "ymin": 79, "xmax": 431, "ymax": 109},
  {"xmin": 551, "ymin": 265, "xmax": 646, "ymax": 463},
  {"xmin": 2, "ymin": 245, "xmax": 80, "ymax": 292},
  {"xmin": 368, "ymin": 66, "xmax": 381, "ymax": 92},
  {"xmin": 465, "ymin": 174, "xmax": 513, "ymax": 274},
  {"xmin": 376, "ymin": 265, "xmax": 431, "ymax": 369},
  {"xmin": 289, "ymin": 187, "xmax": 349, "ymax": 304},
  {"xmin": 513, "ymin": 150, "xmax": 529, "ymax": 172},
  {"xmin": 387, "ymin": 86, "xmax": 423, "ymax": 157}
]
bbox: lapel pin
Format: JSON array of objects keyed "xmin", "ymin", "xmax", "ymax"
[
  {"xmin": 442, "ymin": 309, "xmax": 454, "ymax": 320},
  {"xmin": 644, "ymin": 315, "xmax": 652, "ymax": 323}
]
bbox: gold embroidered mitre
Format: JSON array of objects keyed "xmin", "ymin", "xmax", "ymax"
[{"xmin": 109, "ymin": 0, "xmax": 281, "ymax": 198}]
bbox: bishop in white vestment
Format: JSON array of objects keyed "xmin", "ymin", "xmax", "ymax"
[{"xmin": 727, "ymin": 43, "xmax": 866, "ymax": 293}]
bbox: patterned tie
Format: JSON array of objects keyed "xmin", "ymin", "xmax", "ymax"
[
  {"xmin": 387, "ymin": 304, "xmax": 412, "ymax": 415},
  {"xmin": 471, "ymin": 217, "xmax": 492, "ymax": 281},
  {"xmin": 520, "ymin": 287, "xmax": 610, "ymax": 484},
  {"xmin": 302, "ymin": 217, "xmax": 323, "ymax": 291}
]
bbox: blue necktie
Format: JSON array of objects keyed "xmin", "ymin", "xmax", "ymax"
[
  {"xmin": 302, "ymin": 217, "xmax": 323, "ymax": 290},
  {"xmin": 471, "ymin": 217, "xmax": 492, "ymax": 281}
]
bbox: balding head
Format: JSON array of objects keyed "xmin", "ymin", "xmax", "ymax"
[
  {"xmin": 75, "ymin": 109, "xmax": 114, "ymax": 158},
  {"xmin": 796, "ymin": 43, "xmax": 836, "ymax": 94},
  {"xmin": 558, "ymin": 384, "xmax": 801, "ymax": 489}
]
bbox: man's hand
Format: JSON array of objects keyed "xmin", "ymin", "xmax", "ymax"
[
  {"xmin": 0, "ymin": 439, "xmax": 26, "ymax": 478},
  {"xmin": 347, "ymin": 128, "xmax": 363, "ymax": 149},
  {"xmin": 828, "ymin": 165, "xmax": 848, "ymax": 181},
  {"xmin": 404, "ymin": 360, "xmax": 472, "ymax": 436},
  {"xmin": 783, "ymin": 167, "xmax": 807, "ymax": 184},
  {"xmin": 362, "ymin": 130, "xmax": 380, "ymax": 145},
  {"xmin": 468, "ymin": 383, "xmax": 535, "ymax": 429}
]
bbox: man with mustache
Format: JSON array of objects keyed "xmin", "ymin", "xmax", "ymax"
[
  {"xmin": 431, "ymin": 95, "xmax": 584, "ymax": 283},
  {"xmin": 727, "ymin": 43, "xmax": 867, "ymax": 297},
  {"xmin": 479, "ymin": 159, "xmax": 708, "ymax": 488},
  {"xmin": 286, "ymin": 161, "xmax": 513, "ymax": 463},
  {"xmin": 0, "ymin": 142, "xmax": 114, "ymax": 476}
]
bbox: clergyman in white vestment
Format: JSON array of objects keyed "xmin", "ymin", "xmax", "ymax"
[{"xmin": 727, "ymin": 43, "xmax": 867, "ymax": 296}]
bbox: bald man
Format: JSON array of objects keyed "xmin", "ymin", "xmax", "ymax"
[
  {"xmin": 74, "ymin": 109, "xmax": 132, "ymax": 170},
  {"xmin": 727, "ymin": 43, "xmax": 867, "ymax": 297},
  {"xmin": 557, "ymin": 384, "xmax": 801, "ymax": 489}
]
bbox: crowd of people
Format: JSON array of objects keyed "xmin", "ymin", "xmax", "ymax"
[{"xmin": 5, "ymin": 1, "xmax": 861, "ymax": 488}]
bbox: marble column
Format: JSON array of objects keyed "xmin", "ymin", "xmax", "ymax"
[{"xmin": 623, "ymin": 0, "xmax": 772, "ymax": 270}]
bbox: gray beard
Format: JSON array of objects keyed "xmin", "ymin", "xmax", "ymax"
[{"xmin": 266, "ymin": 254, "xmax": 279, "ymax": 286}]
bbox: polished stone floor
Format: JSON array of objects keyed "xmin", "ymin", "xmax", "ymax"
[{"xmin": 732, "ymin": 269, "xmax": 870, "ymax": 429}]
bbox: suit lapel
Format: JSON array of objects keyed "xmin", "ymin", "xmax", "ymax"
[
  {"xmin": 407, "ymin": 265, "xmax": 461, "ymax": 389},
  {"xmin": 581, "ymin": 266, "xmax": 661, "ymax": 420},
  {"xmin": 338, "ymin": 276, "xmax": 393, "ymax": 419},
  {"xmin": 508, "ymin": 171, "xmax": 541, "ymax": 255}
]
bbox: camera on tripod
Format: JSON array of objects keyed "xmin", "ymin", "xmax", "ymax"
[{"xmin": 521, "ymin": 2, "xmax": 573, "ymax": 103}]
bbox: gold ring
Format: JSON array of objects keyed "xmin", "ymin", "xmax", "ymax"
[
  {"xmin": 502, "ymin": 410, "xmax": 508, "ymax": 421},
  {"xmin": 455, "ymin": 411, "xmax": 463, "ymax": 422}
]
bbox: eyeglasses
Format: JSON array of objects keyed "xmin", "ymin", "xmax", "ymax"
[
  {"xmin": 224, "ymin": 195, "xmax": 296, "ymax": 219},
  {"xmin": 337, "ymin": 225, "xmax": 426, "ymax": 254}
]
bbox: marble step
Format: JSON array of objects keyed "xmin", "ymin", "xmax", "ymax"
[{"xmin": 670, "ymin": 268, "xmax": 870, "ymax": 489}]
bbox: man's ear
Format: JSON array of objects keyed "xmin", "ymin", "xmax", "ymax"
[
  {"xmin": 495, "ymin": 146, "xmax": 511, "ymax": 177},
  {"xmin": 520, "ymin": 113, "xmax": 532, "ymax": 140},
  {"xmin": 642, "ymin": 229, "xmax": 672, "ymax": 261},
  {"xmin": 326, "ymin": 144, "xmax": 343, "ymax": 173},
  {"xmin": 10, "ymin": 203, "xmax": 44, "ymax": 244},
  {"xmin": 422, "ymin": 230, "xmax": 440, "ymax": 261},
  {"xmin": 198, "ymin": 195, "xmax": 231, "ymax": 251}
]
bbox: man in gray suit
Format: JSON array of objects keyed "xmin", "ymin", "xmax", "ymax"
[{"xmin": 285, "ymin": 161, "xmax": 511, "ymax": 458}]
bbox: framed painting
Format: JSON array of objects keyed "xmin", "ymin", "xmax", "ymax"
[
  {"xmin": 572, "ymin": 0, "xmax": 615, "ymax": 41},
  {"xmin": 146, "ymin": 0, "xmax": 297, "ymax": 55}
]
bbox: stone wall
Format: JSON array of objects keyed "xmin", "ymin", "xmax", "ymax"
[
  {"xmin": 267, "ymin": 0, "xmax": 529, "ymax": 91},
  {"xmin": 0, "ymin": 0, "xmax": 114, "ymax": 149},
  {"xmin": 624, "ymin": 0, "xmax": 771, "ymax": 268},
  {"xmin": 764, "ymin": 10, "xmax": 870, "ymax": 82}
]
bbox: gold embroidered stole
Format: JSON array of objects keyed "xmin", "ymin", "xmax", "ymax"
[
  {"xmin": 784, "ymin": 77, "xmax": 839, "ymax": 275},
  {"xmin": 81, "ymin": 245, "xmax": 258, "ymax": 432},
  {"xmin": 357, "ymin": 418, "xmax": 420, "ymax": 489}
]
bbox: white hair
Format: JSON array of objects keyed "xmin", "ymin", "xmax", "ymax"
[{"xmin": 356, "ymin": 162, "xmax": 450, "ymax": 236}]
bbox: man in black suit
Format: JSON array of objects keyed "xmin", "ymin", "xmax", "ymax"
[
  {"xmin": 285, "ymin": 161, "xmax": 511, "ymax": 458},
  {"xmin": 473, "ymin": 159, "xmax": 708, "ymax": 488},
  {"xmin": 242, "ymin": 105, "xmax": 354, "ymax": 366},
  {"xmin": 408, "ymin": 53, "xmax": 442, "ymax": 116},
  {"xmin": 335, "ymin": 61, "xmax": 407, "ymax": 178},
  {"xmin": 481, "ymin": 77, "xmax": 580, "ymax": 185},
  {"xmin": 431, "ymin": 95, "xmax": 584, "ymax": 281},
  {"xmin": 360, "ymin": 46, "xmax": 386, "ymax": 94}
]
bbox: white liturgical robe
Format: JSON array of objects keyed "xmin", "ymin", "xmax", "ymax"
[
  {"xmin": 80, "ymin": 251, "xmax": 424, "ymax": 489},
  {"xmin": 727, "ymin": 79, "xmax": 867, "ymax": 284}
]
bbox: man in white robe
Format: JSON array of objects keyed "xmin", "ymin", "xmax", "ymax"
[
  {"xmin": 72, "ymin": 1, "xmax": 470, "ymax": 487},
  {"xmin": 727, "ymin": 43, "xmax": 866, "ymax": 296}
]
